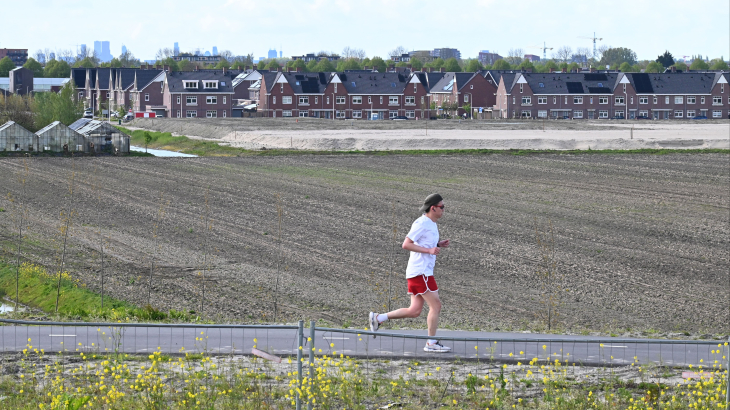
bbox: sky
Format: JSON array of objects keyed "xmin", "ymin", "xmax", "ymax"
[{"xmin": 5, "ymin": 0, "xmax": 730, "ymax": 62}]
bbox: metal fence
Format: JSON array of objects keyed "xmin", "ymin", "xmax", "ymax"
[{"xmin": 1, "ymin": 318, "xmax": 728, "ymax": 409}]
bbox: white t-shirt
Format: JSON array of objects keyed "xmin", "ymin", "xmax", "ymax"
[{"xmin": 405, "ymin": 214, "xmax": 440, "ymax": 279}]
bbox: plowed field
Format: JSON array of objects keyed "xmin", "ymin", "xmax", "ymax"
[{"xmin": 1, "ymin": 154, "xmax": 728, "ymax": 334}]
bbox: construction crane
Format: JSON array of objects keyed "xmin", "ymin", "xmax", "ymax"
[
  {"xmin": 578, "ymin": 33, "xmax": 603, "ymax": 57},
  {"xmin": 527, "ymin": 42, "xmax": 554, "ymax": 60}
]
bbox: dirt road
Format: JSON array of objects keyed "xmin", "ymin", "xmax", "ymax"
[{"xmin": 0, "ymin": 154, "xmax": 728, "ymax": 334}]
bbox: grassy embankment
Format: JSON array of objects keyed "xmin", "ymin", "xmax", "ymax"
[
  {"xmin": 117, "ymin": 126, "xmax": 730, "ymax": 157},
  {"xmin": 0, "ymin": 259, "xmax": 192, "ymax": 321}
]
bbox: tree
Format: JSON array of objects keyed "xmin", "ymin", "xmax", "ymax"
[
  {"xmin": 266, "ymin": 59, "xmax": 281, "ymax": 71},
  {"xmin": 544, "ymin": 61, "xmax": 559, "ymax": 72},
  {"xmin": 518, "ymin": 60, "xmax": 535, "ymax": 71},
  {"xmin": 305, "ymin": 59, "xmax": 319, "ymax": 72},
  {"xmin": 74, "ymin": 57, "xmax": 96, "ymax": 68},
  {"xmin": 291, "ymin": 59, "xmax": 307, "ymax": 72},
  {"xmin": 389, "ymin": 46, "xmax": 406, "ymax": 59},
  {"xmin": 464, "ymin": 59, "xmax": 484, "ymax": 72},
  {"xmin": 23, "ymin": 58, "xmax": 44, "ymax": 78},
  {"xmin": 33, "ymin": 81, "xmax": 83, "ymax": 128},
  {"xmin": 118, "ymin": 49, "xmax": 140, "ymax": 68},
  {"xmin": 710, "ymin": 58, "xmax": 729, "ymax": 70},
  {"xmin": 313, "ymin": 59, "xmax": 335, "ymax": 72},
  {"xmin": 33, "ymin": 49, "xmax": 47, "ymax": 65},
  {"xmin": 44, "ymin": 59, "xmax": 71, "ymax": 78},
  {"xmin": 429, "ymin": 57, "xmax": 445, "ymax": 69},
  {"xmin": 214, "ymin": 59, "xmax": 231, "ymax": 69},
  {"xmin": 177, "ymin": 60, "xmax": 193, "ymax": 71},
  {"xmin": 505, "ymin": 48, "xmax": 525, "ymax": 65},
  {"xmin": 370, "ymin": 57, "xmax": 387, "ymax": 72},
  {"xmin": 558, "ymin": 62, "xmax": 569, "ymax": 70},
  {"xmin": 0, "ymin": 57, "xmax": 16, "ymax": 77},
  {"xmin": 690, "ymin": 59, "xmax": 709, "ymax": 70},
  {"xmin": 645, "ymin": 61, "xmax": 664, "ymax": 73},
  {"xmin": 443, "ymin": 58, "xmax": 461, "ymax": 72},
  {"xmin": 0, "ymin": 93, "xmax": 35, "ymax": 131},
  {"xmin": 342, "ymin": 47, "xmax": 366, "ymax": 60},
  {"xmin": 656, "ymin": 51, "xmax": 675, "ymax": 68},
  {"xmin": 410, "ymin": 57, "xmax": 423, "ymax": 71},
  {"xmin": 599, "ymin": 47, "xmax": 637, "ymax": 68},
  {"xmin": 568, "ymin": 62, "xmax": 580, "ymax": 72},
  {"xmin": 144, "ymin": 132, "xmax": 152, "ymax": 153},
  {"xmin": 492, "ymin": 59, "xmax": 511, "ymax": 70},
  {"xmin": 673, "ymin": 62, "xmax": 688, "ymax": 71},
  {"xmin": 554, "ymin": 46, "xmax": 573, "ymax": 63},
  {"xmin": 619, "ymin": 62, "xmax": 633, "ymax": 72}
]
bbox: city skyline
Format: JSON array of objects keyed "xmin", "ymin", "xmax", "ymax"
[{"xmin": 5, "ymin": 0, "xmax": 729, "ymax": 62}]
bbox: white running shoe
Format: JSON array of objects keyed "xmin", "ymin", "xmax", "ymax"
[
  {"xmin": 423, "ymin": 341, "xmax": 452, "ymax": 353},
  {"xmin": 368, "ymin": 312, "xmax": 379, "ymax": 332}
]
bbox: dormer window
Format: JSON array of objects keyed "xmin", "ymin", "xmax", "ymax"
[
  {"xmin": 184, "ymin": 81, "xmax": 198, "ymax": 89},
  {"xmin": 204, "ymin": 81, "xmax": 218, "ymax": 89}
]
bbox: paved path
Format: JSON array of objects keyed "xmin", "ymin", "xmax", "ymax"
[{"xmin": 1, "ymin": 321, "xmax": 725, "ymax": 367}]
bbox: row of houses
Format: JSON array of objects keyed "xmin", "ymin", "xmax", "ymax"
[
  {"xmin": 0, "ymin": 120, "xmax": 130, "ymax": 154},
  {"xmin": 71, "ymin": 65, "xmax": 730, "ymax": 120}
]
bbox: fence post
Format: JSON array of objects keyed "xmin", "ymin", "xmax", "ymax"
[
  {"xmin": 308, "ymin": 320, "xmax": 315, "ymax": 410},
  {"xmin": 726, "ymin": 336, "xmax": 729, "ymax": 409},
  {"xmin": 296, "ymin": 320, "xmax": 304, "ymax": 410}
]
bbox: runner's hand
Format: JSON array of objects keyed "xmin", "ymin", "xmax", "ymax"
[
  {"xmin": 428, "ymin": 247, "xmax": 440, "ymax": 255},
  {"xmin": 438, "ymin": 239, "xmax": 450, "ymax": 248}
]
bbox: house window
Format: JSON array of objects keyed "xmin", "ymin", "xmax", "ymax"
[
  {"xmin": 282, "ymin": 110, "xmax": 292, "ymax": 117},
  {"xmin": 206, "ymin": 110, "xmax": 217, "ymax": 118},
  {"xmin": 537, "ymin": 110, "xmax": 547, "ymax": 118},
  {"xmin": 464, "ymin": 95, "xmax": 469, "ymax": 103},
  {"xmin": 701, "ymin": 97, "xmax": 705, "ymax": 104},
  {"xmin": 223, "ymin": 96, "xmax": 226, "ymax": 104},
  {"xmin": 79, "ymin": 92, "xmax": 84, "ymax": 99},
  {"xmin": 352, "ymin": 111, "xmax": 362, "ymax": 118},
  {"xmin": 282, "ymin": 96, "xmax": 292, "ymax": 104},
  {"xmin": 687, "ymin": 110, "xmax": 695, "ymax": 118},
  {"xmin": 598, "ymin": 110, "xmax": 608, "ymax": 118},
  {"xmin": 368, "ymin": 96, "xmax": 371, "ymax": 104},
  {"xmin": 299, "ymin": 96, "xmax": 309, "ymax": 105},
  {"xmin": 326, "ymin": 96, "xmax": 330, "ymax": 104},
  {"xmin": 615, "ymin": 111, "xmax": 624, "ymax": 119},
  {"xmin": 573, "ymin": 110, "xmax": 583, "ymax": 118},
  {"xmin": 380, "ymin": 96, "xmax": 383, "ymax": 104},
  {"xmin": 639, "ymin": 110, "xmax": 648, "ymax": 118},
  {"xmin": 623, "ymin": 84, "xmax": 626, "ymax": 92},
  {"xmin": 520, "ymin": 84, "xmax": 523, "ymax": 93},
  {"xmin": 203, "ymin": 81, "xmax": 218, "ymax": 89},
  {"xmin": 713, "ymin": 96, "xmax": 722, "ymax": 105},
  {"xmin": 186, "ymin": 96, "xmax": 197, "ymax": 105},
  {"xmin": 539, "ymin": 83, "xmax": 544, "ymax": 88},
  {"xmin": 273, "ymin": 96, "xmax": 276, "ymax": 104},
  {"xmin": 513, "ymin": 97, "xmax": 516, "ymax": 104},
  {"xmin": 722, "ymin": 84, "xmax": 725, "ymax": 93},
  {"xmin": 654, "ymin": 96, "xmax": 658, "ymax": 104},
  {"xmin": 674, "ymin": 96, "xmax": 683, "ymax": 104},
  {"xmin": 665, "ymin": 96, "xmax": 670, "ymax": 104},
  {"xmin": 223, "ymin": 111, "xmax": 226, "ymax": 117},
  {"xmin": 351, "ymin": 96, "xmax": 362, "ymax": 104},
  {"xmin": 186, "ymin": 110, "xmax": 197, "ymax": 118},
  {"xmin": 470, "ymin": 85, "xmax": 473, "ymax": 89},
  {"xmin": 177, "ymin": 110, "xmax": 181, "ymax": 118},
  {"xmin": 336, "ymin": 96, "xmax": 346, "ymax": 104},
  {"xmin": 280, "ymin": 84, "xmax": 283, "ymax": 93},
  {"xmin": 674, "ymin": 111, "xmax": 683, "ymax": 118},
  {"xmin": 615, "ymin": 96, "xmax": 625, "ymax": 105},
  {"xmin": 520, "ymin": 111, "xmax": 531, "ymax": 118},
  {"xmin": 106, "ymin": 92, "xmax": 110, "ymax": 98},
  {"xmin": 405, "ymin": 96, "xmax": 415, "ymax": 105},
  {"xmin": 405, "ymin": 110, "xmax": 415, "ymax": 118},
  {"xmin": 712, "ymin": 110, "xmax": 722, "ymax": 118},
  {"xmin": 599, "ymin": 96, "xmax": 608, "ymax": 104},
  {"xmin": 573, "ymin": 96, "xmax": 583, "ymax": 104},
  {"xmin": 184, "ymin": 81, "xmax": 198, "ymax": 89},
  {"xmin": 590, "ymin": 97, "xmax": 593, "ymax": 104},
  {"xmin": 207, "ymin": 96, "xmax": 217, "ymax": 104},
  {"xmin": 640, "ymin": 96, "xmax": 648, "ymax": 104},
  {"xmin": 538, "ymin": 96, "xmax": 547, "ymax": 104},
  {"xmin": 553, "ymin": 97, "xmax": 556, "ymax": 104},
  {"xmin": 521, "ymin": 96, "xmax": 531, "ymax": 105},
  {"xmin": 687, "ymin": 96, "xmax": 696, "ymax": 104},
  {"xmin": 389, "ymin": 96, "xmax": 398, "ymax": 105},
  {"xmin": 177, "ymin": 96, "xmax": 181, "ymax": 104},
  {"xmin": 389, "ymin": 111, "xmax": 397, "ymax": 119},
  {"xmin": 299, "ymin": 111, "xmax": 309, "ymax": 117},
  {"xmin": 630, "ymin": 97, "xmax": 633, "ymax": 104},
  {"xmin": 336, "ymin": 110, "xmax": 345, "ymax": 118},
  {"xmin": 144, "ymin": 93, "xmax": 149, "ymax": 101},
  {"xmin": 421, "ymin": 96, "xmax": 425, "ymax": 104},
  {"xmin": 315, "ymin": 97, "xmax": 318, "ymax": 104}
]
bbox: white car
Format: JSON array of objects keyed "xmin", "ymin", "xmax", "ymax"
[{"xmin": 83, "ymin": 110, "xmax": 93, "ymax": 119}]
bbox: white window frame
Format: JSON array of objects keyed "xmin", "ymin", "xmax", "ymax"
[
  {"xmin": 184, "ymin": 81, "xmax": 198, "ymax": 89},
  {"xmin": 282, "ymin": 96, "xmax": 292, "ymax": 104},
  {"xmin": 464, "ymin": 95, "xmax": 469, "ymax": 103},
  {"xmin": 336, "ymin": 110, "xmax": 345, "ymax": 118},
  {"xmin": 639, "ymin": 96, "xmax": 648, "ymax": 104},
  {"xmin": 674, "ymin": 96, "xmax": 683, "ymax": 104},
  {"xmin": 598, "ymin": 110, "xmax": 609, "ymax": 119},
  {"xmin": 336, "ymin": 96, "xmax": 346, "ymax": 104},
  {"xmin": 520, "ymin": 84, "xmax": 523, "ymax": 93},
  {"xmin": 352, "ymin": 96, "xmax": 362, "ymax": 104},
  {"xmin": 615, "ymin": 96, "xmax": 625, "ymax": 105},
  {"xmin": 203, "ymin": 81, "xmax": 218, "ymax": 89},
  {"xmin": 273, "ymin": 96, "xmax": 277, "ymax": 104},
  {"xmin": 599, "ymin": 96, "xmax": 608, "ymax": 104},
  {"xmin": 713, "ymin": 96, "xmax": 722, "ymax": 105},
  {"xmin": 206, "ymin": 110, "xmax": 217, "ymax": 118},
  {"xmin": 352, "ymin": 110, "xmax": 362, "ymax": 118},
  {"xmin": 701, "ymin": 96, "xmax": 705, "ymax": 104},
  {"xmin": 639, "ymin": 110, "xmax": 648, "ymax": 118},
  {"xmin": 573, "ymin": 96, "xmax": 583, "ymax": 104},
  {"xmin": 687, "ymin": 96, "xmax": 696, "ymax": 104},
  {"xmin": 222, "ymin": 110, "xmax": 226, "ymax": 118},
  {"xmin": 665, "ymin": 96, "xmax": 670, "ymax": 104},
  {"xmin": 686, "ymin": 110, "xmax": 695, "ymax": 118},
  {"xmin": 389, "ymin": 111, "xmax": 397, "ymax": 119},
  {"xmin": 299, "ymin": 96, "xmax": 309, "ymax": 105},
  {"xmin": 712, "ymin": 110, "xmax": 722, "ymax": 118},
  {"xmin": 177, "ymin": 110, "xmax": 181, "ymax": 118},
  {"xmin": 553, "ymin": 97, "xmax": 556, "ymax": 104},
  {"xmin": 223, "ymin": 96, "xmax": 226, "ymax": 104},
  {"xmin": 145, "ymin": 93, "xmax": 150, "ymax": 102},
  {"xmin": 380, "ymin": 96, "xmax": 383, "ymax": 104},
  {"xmin": 282, "ymin": 110, "xmax": 293, "ymax": 117},
  {"xmin": 405, "ymin": 96, "xmax": 415, "ymax": 105},
  {"xmin": 405, "ymin": 110, "xmax": 415, "ymax": 118},
  {"xmin": 389, "ymin": 96, "xmax": 398, "ymax": 105},
  {"xmin": 207, "ymin": 96, "xmax": 217, "ymax": 104},
  {"xmin": 573, "ymin": 110, "xmax": 583, "ymax": 118},
  {"xmin": 520, "ymin": 110, "xmax": 531, "ymax": 118},
  {"xmin": 299, "ymin": 111, "xmax": 309, "ymax": 117},
  {"xmin": 538, "ymin": 96, "xmax": 547, "ymax": 104},
  {"xmin": 674, "ymin": 111, "xmax": 683, "ymax": 118},
  {"xmin": 654, "ymin": 96, "xmax": 658, "ymax": 104},
  {"xmin": 186, "ymin": 96, "xmax": 197, "ymax": 105},
  {"xmin": 521, "ymin": 96, "xmax": 531, "ymax": 105},
  {"xmin": 186, "ymin": 110, "xmax": 197, "ymax": 118},
  {"xmin": 368, "ymin": 96, "xmax": 371, "ymax": 104},
  {"xmin": 315, "ymin": 96, "xmax": 318, "ymax": 104}
]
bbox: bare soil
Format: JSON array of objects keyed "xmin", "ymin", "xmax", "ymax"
[
  {"xmin": 128, "ymin": 118, "xmax": 730, "ymax": 151},
  {"xmin": 0, "ymin": 154, "xmax": 728, "ymax": 334}
]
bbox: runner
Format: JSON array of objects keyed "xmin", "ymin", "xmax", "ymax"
[{"xmin": 369, "ymin": 193, "xmax": 452, "ymax": 352}]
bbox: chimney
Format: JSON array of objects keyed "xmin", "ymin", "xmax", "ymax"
[
  {"xmin": 388, "ymin": 64, "xmax": 395, "ymax": 72},
  {"xmin": 440, "ymin": 67, "xmax": 445, "ymax": 73},
  {"xmin": 296, "ymin": 67, "xmax": 302, "ymax": 72},
  {"xmin": 427, "ymin": 67, "xmax": 432, "ymax": 73},
  {"xmin": 156, "ymin": 64, "xmax": 161, "ymax": 69},
  {"xmin": 407, "ymin": 64, "xmax": 412, "ymax": 69},
  {"xmin": 670, "ymin": 66, "xmax": 676, "ymax": 73},
  {"xmin": 245, "ymin": 65, "xmax": 250, "ymax": 71},
  {"xmin": 164, "ymin": 65, "xmax": 170, "ymax": 72},
  {"xmin": 253, "ymin": 64, "xmax": 258, "ymax": 70},
  {"xmin": 526, "ymin": 68, "xmax": 533, "ymax": 73},
  {"xmin": 364, "ymin": 66, "xmax": 370, "ymax": 70},
  {"xmin": 549, "ymin": 68, "xmax": 554, "ymax": 73},
  {"xmin": 276, "ymin": 67, "xmax": 281, "ymax": 72},
  {"xmin": 561, "ymin": 68, "xmax": 567, "ymax": 73},
  {"xmin": 222, "ymin": 67, "xmax": 226, "ymax": 74},
  {"xmin": 194, "ymin": 65, "xmax": 199, "ymax": 72},
  {"xmin": 590, "ymin": 67, "xmax": 596, "ymax": 73}
]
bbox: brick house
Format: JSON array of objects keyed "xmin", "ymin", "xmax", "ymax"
[
  {"xmin": 109, "ymin": 68, "xmax": 140, "ymax": 113},
  {"xmin": 130, "ymin": 69, "xmax": 166, "ymax": 115},
  {"xmin": 429, "ymin": 72, "xmax": 496, "ymax": 118},
  {"xmin": 163, "ymin": 70, "xmax": 235, "ymax": 118}
]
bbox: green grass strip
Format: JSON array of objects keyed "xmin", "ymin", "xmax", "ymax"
[{"xmin": 117, "ymin": 126, "xmax": 730, "ymax": 157}]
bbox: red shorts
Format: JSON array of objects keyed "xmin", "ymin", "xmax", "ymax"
[{"xmin": 407, "ymin": 275, "xmax": 438, "ymax": 295}]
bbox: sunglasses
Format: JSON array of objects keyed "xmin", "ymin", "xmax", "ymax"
[{"xmin": 433, "ymin": 205, "xmax": 445, "ymax": 210}]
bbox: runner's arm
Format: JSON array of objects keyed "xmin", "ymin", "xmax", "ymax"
[{"xmin": 402, "ymin": 237, "xmax": 439, "ymax": 255}]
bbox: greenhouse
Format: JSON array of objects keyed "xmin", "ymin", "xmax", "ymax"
[
  {"xmin": 35, "ymin": 121, "xmax": 87, "ymax": 153},
  {"xmin": 0, "ymin": 121, "xmax": 39, "ymax": 152},
  {"xmin": 69, "ymin": 119, "xmax": 130, "ymax": 154}
]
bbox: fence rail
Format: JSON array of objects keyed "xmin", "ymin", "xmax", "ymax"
[{"xmin": 1, "ymin": 319, "xmax": 728, "ymax": 409}]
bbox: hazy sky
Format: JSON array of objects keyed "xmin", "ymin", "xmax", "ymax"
[{"xmin": 6, "ymin": 0, "xmax": 730, "ymax": 61}]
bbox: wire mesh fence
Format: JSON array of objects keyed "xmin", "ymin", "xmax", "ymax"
[{"xmin": 0, "ymin": 318, "xmax": 728, "ymax": 409}]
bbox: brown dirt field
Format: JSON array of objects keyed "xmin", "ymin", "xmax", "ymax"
[{"xmin": 0, "ymin": 154, "xmax": 728, "ymax": 334}]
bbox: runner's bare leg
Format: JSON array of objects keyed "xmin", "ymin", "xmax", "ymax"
[
  {"xmin": 384, "ymin": 294, "xmax": 424, "ymax": 320},
  {"xmin": 421, "ymin": 291, "xmax": 442, "ymax": 337}
]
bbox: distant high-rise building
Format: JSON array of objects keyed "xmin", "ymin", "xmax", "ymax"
[
  {"xmin": 431, "ymin": 48, "xmax": 461, "ymax": 60},
  {"xmin": 267, "ymin": 49, "xmax": 278, "ymax": 59},
  {"xmin": 478, "ymin": 51, "xmax": 502, "ymax": 66},
  {"xmin": 49, "ymin": 52, "xmax": 56, "ymax": 61},
  {"xmin": 174, "ymin": 42, "xmax": 179, "ymax": 56},
  {"xmin": 94, "ymin": 41, "xmax": 113, "ymax": 62},
  {"xmin": 279, "ymin": 50, "xmax": 282, "ymax": 58},
  {"xmin": 204, "ymin": 51, "xmax": 211, "ymax": 56},
  {"xmin": 121, "ymin": 45, "xmax": 127, "ymax": 55},
  {"xmin": 212, "ymin": 46, "xmax": 218, "ymax": 56}
]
